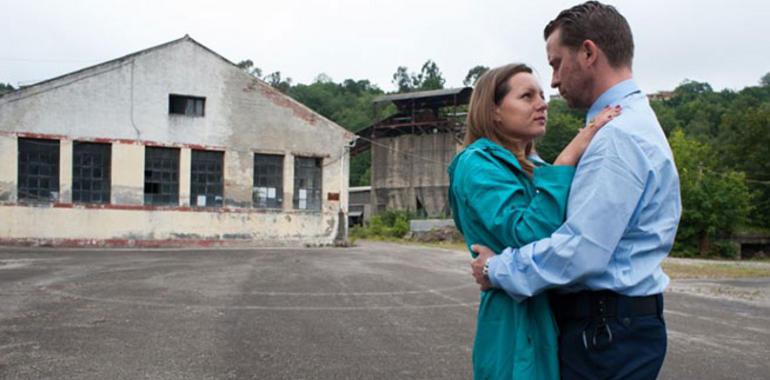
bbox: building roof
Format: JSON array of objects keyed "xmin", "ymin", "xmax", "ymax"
[
  {"xmin": 1, "ymin": 35, "xmax": 234, "ymax": 99},
  {"xmin": 349, "ymin": 89, "xmax": 471, "ymax": 156},
  {"xmin": 0, "ymin": 35, "xmax": 354, "ymax": 140},
  {"xmin": 373, "ymin": 87, "xmax": 472, "ymax": 110}
]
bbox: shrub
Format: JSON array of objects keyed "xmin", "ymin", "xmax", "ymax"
[{"xmin": 355, "ymin": 210, "xmax": 413, "ymax": 239}]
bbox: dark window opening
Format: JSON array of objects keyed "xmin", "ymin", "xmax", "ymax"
[
  {"xmin": 191, "ymin": 150, "xmax": 224, "ymax": 207},
  {"xmin": 169, "ymin": 94, "xmax": 205, "ymax": 117},
  {"xmin": 73, "ymin": 142, "xmax": 111, "ymax": 204},
  {"xmin": 253, "ymin": 154, "xmax": 283, "ymax": 208},
  {"xmin": 18, "ymin": 138, "xmax": 60, "ymax": 202},
  {"xmin": 415, "ymin": 196, "xmax": 427, "ymax": 218},
  {"xmin": 144, "ymin": 147, "xmax": 179, "ymax": 205},
  {"xmin": 293, "ymin": 157, "xmax": 322, "ymax": 211}
]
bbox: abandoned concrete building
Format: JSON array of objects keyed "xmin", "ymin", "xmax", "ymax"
[
  {"xmin": 0, "ymin": 36, "xmax": 354, "ymax": 247},
  {"xmin": 352, "ymin": 88, "xmax": 471, "ymax": 219}
]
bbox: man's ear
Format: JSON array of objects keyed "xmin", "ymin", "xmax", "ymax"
[{"xmin": 581, "ymin": 39, "xmax": 599, "ymax": 67}]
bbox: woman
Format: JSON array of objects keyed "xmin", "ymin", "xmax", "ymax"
[{"xmin": 448, "ymin": 63, "xmax": 619, "ymax": 379}]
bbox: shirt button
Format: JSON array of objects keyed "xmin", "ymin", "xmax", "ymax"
[{"xmin": 623, "ymin": 318, "xmax": 631, "ymax": 327}]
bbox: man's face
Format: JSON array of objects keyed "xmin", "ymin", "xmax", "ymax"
[{"xmin": 546, "ymin": 29, "xmax": 591, "ymax": 108}]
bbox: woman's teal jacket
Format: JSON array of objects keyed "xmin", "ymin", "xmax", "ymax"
[{"xmin": 448, "ymin": 137, "xmax": 575, "ymax": 380}]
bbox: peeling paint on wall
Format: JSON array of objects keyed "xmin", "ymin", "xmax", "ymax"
[
  {"xmin": 224, "ymin": 150, "xmax": 253, "ymax": 208},
  {"xmin": 324, "ymin": 215, "xmax": 336, "ymax": 236},
  {"xmin": 242, "ymin": 78, "xmax": 260, "ymax": 93},
  {"xmin": 259, "ymin": 85, "xmax": 320, "ymax": 126},
  {"xmin": 112, "ymin": 186, "xmax": 144, "ymax": 205}
]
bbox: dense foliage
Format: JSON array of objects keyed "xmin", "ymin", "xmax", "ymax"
[
  {"xmin": 668, "ymin": 130, "xmax": 751, "ymax": 257},
  {"xmin": 538, "ymin": 78, "xmax": 770, "ymax": 257}
]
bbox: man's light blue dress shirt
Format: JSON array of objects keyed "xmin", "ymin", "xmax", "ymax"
[{"xmin": 486, "ymin": 79, "xmax": 682, "ymax": 301}]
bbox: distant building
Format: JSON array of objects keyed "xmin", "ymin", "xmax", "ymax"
[
  {"xmin": 352, "ymin": 88, "xmax": 471, "ymax": 218},
  {"xmin": 0, "ymin": 36, "xmax": 354, "ymax": 247},
  {"xmin": 348, "ymin": 186, "xmax": 371, "ymax": 226},
  {"xmin": 648, "ymin": 91, "xmax": 675, "ymax": 101},
  {"xmin": 549, "ymin": 94, "xmax": 563, "ymax": 101}
]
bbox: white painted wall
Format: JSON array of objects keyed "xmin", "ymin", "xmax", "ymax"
[{"xmin": 0, "ymin": 37, "xmax": 353, "ymax": 246}]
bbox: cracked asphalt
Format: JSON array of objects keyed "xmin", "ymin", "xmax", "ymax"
[{"xmin": 0, "ymin": 241, "xmax": 768, "ymax": 379}]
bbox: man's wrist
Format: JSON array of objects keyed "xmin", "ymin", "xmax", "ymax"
[{"xmin": 482, "ymin": 256, "xmax": 499, "ymax": 288}]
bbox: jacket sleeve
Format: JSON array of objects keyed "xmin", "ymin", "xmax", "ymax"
[{"xmin": 458, "ymin": 152, "xmax": 575, "ymax": 249}]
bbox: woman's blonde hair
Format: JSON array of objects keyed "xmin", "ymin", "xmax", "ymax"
[{"xmin": 464, "ymin": 63, "xmax": 536, "ymax": 176}]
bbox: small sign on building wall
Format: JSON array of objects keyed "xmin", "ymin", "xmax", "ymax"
[{"xmin": 299, "ymin": 189, "xmax": 307, "ymax": 209}]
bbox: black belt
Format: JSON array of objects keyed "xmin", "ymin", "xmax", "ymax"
[
  {"xmin": 550, "ymin": 290, "xmax": 662, "ymax": 321},
  {"xmin": 550, "ymin": 290, "xmax": 663, "ymax": 351}
]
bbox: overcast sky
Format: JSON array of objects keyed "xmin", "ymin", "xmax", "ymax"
[{"xmin": 1, "ymin": 0, "xmax": 768, "ymax": 95}]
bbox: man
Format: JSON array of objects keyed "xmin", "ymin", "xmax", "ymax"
[{"xmin": 470, "ymin": 2, "xmax": 682, "ymax": 379}]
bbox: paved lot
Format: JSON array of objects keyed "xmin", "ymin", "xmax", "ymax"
[{"xmin": 0, "ymin": 241, "xmax": 768, "ymax": 379}]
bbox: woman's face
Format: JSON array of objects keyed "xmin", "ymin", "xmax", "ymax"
[{"xmin": 494, "ymin": 72, "xmax": 548, "ymax": 141}]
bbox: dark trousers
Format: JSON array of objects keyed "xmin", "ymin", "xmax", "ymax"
[{"xmin": 551, "ymin": 291, "xmax": 667, "ymax": 380}]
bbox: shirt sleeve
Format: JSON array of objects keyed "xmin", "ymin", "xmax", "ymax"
[
  {"xmin": 459, "ymin": 152, "xmax": 575, "ymax": 251},
  {"xmin": 486, "ymin": 131, "xmax": 648, "ymax": 301}
]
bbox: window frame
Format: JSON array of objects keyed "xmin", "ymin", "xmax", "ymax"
[
  {"xmin": 72, "ymin": 141, "xmax": 111, "ymax": 204},
  {"xmin": 190, "ymin": 149, "xmax": 224, "ymax": 208},
  {"xmin": 293, "ymin": 156, "xmax": 322, "ymax": 211},
  {"xmin": 144, "ymin": 146, "xmax": 180, "ymax": 206},
  {"xmin": 253, "ymin": 153, "xmax": 284, "ymax": 209},
  {"xmin": 168, "ymin": 94, "xmax": 206, "ymax": 117},
  {"xmin": 18, "ymin": 138, "xmax": 60, "ymax": 203}
]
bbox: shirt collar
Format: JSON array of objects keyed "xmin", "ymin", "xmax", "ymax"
[{"xmin": 586, "ymin": 79, "xmax": 641, "ymax": 123}]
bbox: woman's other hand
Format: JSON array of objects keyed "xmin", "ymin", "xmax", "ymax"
[{"xmin": 553, "ymin": 105, "xmax": 621, "ymax": 166}]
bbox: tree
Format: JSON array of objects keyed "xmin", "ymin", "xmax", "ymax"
[
  {"xmin": 236, "ymin": 59, "xmax": 253, "ymax": 70},
  {"xmin": 342, "ymin": 79, "xmax": 376, "ymax": 95},
  {"xmin": 417, "ymin": 60, "xmax": 445, "ymax": 90},
  {"xmin": 0, "ymin": 83, "xmax": 14, "ymax": 96},
  {"xmin": 314, "ymin": 73, "xmax": 333, "ymax": 84},
  {"xmin": 650, "ymin": 76, "xmax": 770, "ymax": 233},
  {"xmin": 669, "ymin": 129, "xmax": 751, "ymax": 257},
  {"xmin": 649, "ymin": 100, "xmax": 681, "ymax": 136},
  {"xmin": 718, "ymin": 103, "xmax": 770, "ymax": 227},
  {"xmin": 236, "ymin": 59, "xmax": 262, "ymax": 78},
  {"xmin": 265, "ymin": 71, "xmax": 292, "ymax": 93},
  {"xmin": 463, "ymin": 65, "xmax": 489, "ymax": 86},
  {"xmin": 391, "ymin": 60, "xmax": 446, "ymax": 93},
  {"xmin": 534, "ymin": 99, "xmax": 582, "ymax": 163},
  {"xmin": 761, "ymin": 72, "xmax": 770, "ymax": 87},
  {"xmin": 350, "ymin": 152, "xmax": 371, "ymax": 186},
  {"xmin": 392, "ymin": 66, "xmax": 414, "ymax": 93},
  {"xmin": 670, "ymin": 79, "xmax": 713, "ymax": 106}
]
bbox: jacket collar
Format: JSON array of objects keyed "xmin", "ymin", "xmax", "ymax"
[{"xmin": 465, "ymin": 137, "xmax": 525, "ymax": 172}]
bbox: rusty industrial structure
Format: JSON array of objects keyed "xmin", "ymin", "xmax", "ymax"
[{"xmin": 352, "ymin": 87, "xmax": 472, "ymax": 219}]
